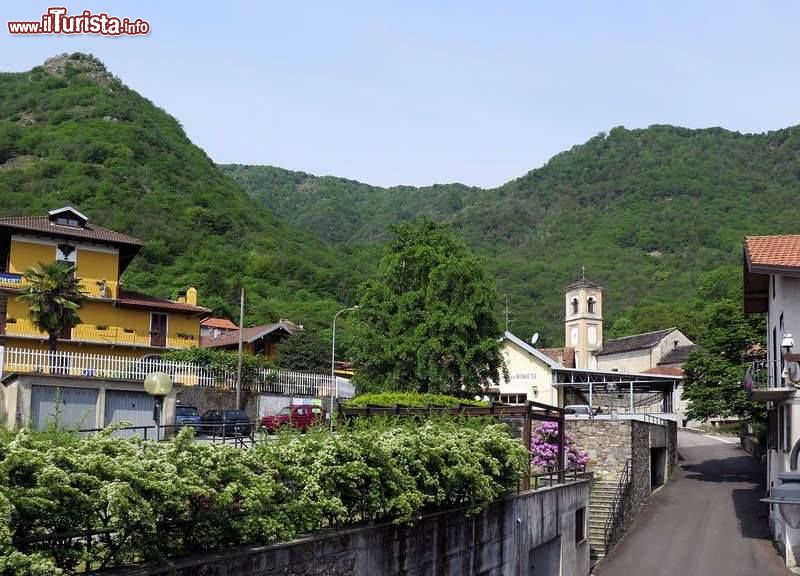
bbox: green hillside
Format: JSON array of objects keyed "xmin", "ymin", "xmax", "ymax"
[
  {"xmin": 0, "ymin": 53, "xmax": 366, "ymax": 331},
  {"xmin": 223, "ymin": 125, "xmax": 800, "ymax": 345}
]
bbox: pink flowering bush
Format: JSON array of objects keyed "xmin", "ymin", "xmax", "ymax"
[{"xmin": 530, "ymin": 421, "xmax": 588, "ymax": 470}]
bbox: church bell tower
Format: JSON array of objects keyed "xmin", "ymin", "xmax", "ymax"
[{"xmin": 564, "ymin": 270, "xmax": 603, "ymax": 369}]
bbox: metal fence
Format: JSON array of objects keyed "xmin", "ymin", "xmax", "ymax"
[{"xmin": 4, "ymin": 347, "xmax": 336, "ymax": 397}]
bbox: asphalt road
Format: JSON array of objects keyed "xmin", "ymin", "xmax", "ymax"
[{"xmin": 594, "ymin": 431, "xmax": 791, "ymax": 576}]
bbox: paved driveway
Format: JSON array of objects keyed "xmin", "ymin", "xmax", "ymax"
[{"xmin": 594, "ymin": 431, "xmax": 791, "ymax": 576}]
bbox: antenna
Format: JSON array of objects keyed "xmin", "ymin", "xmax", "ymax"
[{"xmin": 530, "ymin": 333, "xmax": 539, "ymax": 345}]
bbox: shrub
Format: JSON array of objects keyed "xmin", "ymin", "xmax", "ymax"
[
  {"xmin": 0, "ymin": 420, "xmax": 525, "ymax": 573},
  {"xmin": 530, "ymin": 421, "xmax": 588, "ymax": 470},
  {"xmin": 345, "ymin": 392, "xmax": 487, "ymax": 408}
]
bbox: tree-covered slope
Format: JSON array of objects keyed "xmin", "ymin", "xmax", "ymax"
[
  {"xmin": 223, "ymin": 125, "xmax": 800, "ymax": 344},
  {"xmin": 0, "ymin": 54, "xmax": 366, "ymax": 329}
]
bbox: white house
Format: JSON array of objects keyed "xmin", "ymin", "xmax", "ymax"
[
  {"xmin": 495, "ymin": 332, "xmax": 564, "ymax": 406},
  {"xmin": 744, "ymin": 234, "xmax": 800, "ymax": 572}
]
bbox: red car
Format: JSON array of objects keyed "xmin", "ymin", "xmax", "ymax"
[{"xmin": 260, "ymin": 405, "xmax": 326, "ymax": 433}]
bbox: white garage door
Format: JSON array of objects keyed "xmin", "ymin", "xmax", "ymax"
[
  {"xmin": 104, "ymin": 390, "xmax": 156, "ymax": 438},
  {"xmin": 31, "ymin": 386, "xmax": 98, "ymax": 431}
]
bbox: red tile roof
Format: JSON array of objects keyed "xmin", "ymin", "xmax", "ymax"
[
  {"xmin": 116, "ymin": 289, "xmax": 210, "ymax": 314},
  {"xmin": 745, "ymin": 235, "xmax": 800, "ymax": 270},
  {"xmin": 539, "ymin": 347, "xmax": 576, "ymax": 368},
  {"xmin": 642, "ymin": 366, "xmax": 684, "ymax": 377},
  {"xmin": 0, "ymin": 216, "xmax": 143, "ymax": 246},
  {"xmin": 201, "ymin": 317, "xmax": 238, "ymax": 330}
]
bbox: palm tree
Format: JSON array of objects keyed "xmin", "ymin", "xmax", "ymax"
[{"xmin": 16, "ymin": 261, "xmax": 85, "ymax": 355}]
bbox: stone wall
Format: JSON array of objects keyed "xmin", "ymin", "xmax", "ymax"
[
  {"xmin": 666, "ymin": 419, "xmax": 678, "ymax": 473},
  {"xmin": 105, "ymin": 480, "xmax": 591, "ymax": 576},
  {"xmin": 567, "ymin": 419, "xmax": 632, "ymax": 481},
  {"xmin": 629, "ymin": 420, "xmax": 652, "ymax": 517}
]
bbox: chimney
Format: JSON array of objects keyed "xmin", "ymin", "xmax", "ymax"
[
  {"xmin": 186, "ymin": 287, "xmax": 197, "ymax": 306},
  {"xmin": 177, "ymin": 290, "xmax": 187, "ymax": 304}
]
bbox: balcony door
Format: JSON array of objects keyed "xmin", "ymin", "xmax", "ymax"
[{"xmin": 150, "ymin": 312, "xmax": 167, "ymax": 348}]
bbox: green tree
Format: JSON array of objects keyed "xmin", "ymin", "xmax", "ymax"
[
  {"xmin": 682, "ymin": 299, "xmax": 764, "ymax": 421},
  {"xmin": 350, "ymin": 220, "xmax": 506, "ymax": 396},
  {"xmin": 276, "ymin": 330, "xmax": 329, "ymax": 372},
  {"xmin": 16, "ymin": 261, "xmax": 85, "ymax": 353}
]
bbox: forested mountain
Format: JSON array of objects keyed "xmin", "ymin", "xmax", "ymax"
[
  {"xmin": 2, "ymin": 53, "xmax": 794, "ymax": 348},
  {"xmin": 0, "ymin": 54, "xmax": 368, "ymax": 331},
  {"xmin": 223, "ymin": 125, "xmax": 800, "ymax": 345}
]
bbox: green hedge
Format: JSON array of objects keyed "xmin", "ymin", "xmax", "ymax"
[
  {"xmin": 0, "ymin": 421, "xmax": 525, "ymax": 574},
  {"xmin": 345, "ymin": 392, "xmax": 487, "ymax": 408}
]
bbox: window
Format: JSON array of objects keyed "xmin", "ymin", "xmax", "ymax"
[
  {"xmin": 498, "ymin": 393, "xmax": 527, "ymax": 405},
  {"xmin": 588, "ymin": 325, "xmax": 597, "ymax": 345},
  {"xmin": 587, "ymin": 297, "xmax": 595, "ymax": 314},
  {"xmin": 575, "ymin": 507, "xmax": 586, "ymax": 543},
  {"xmin": 570, "ymin": 326, "xmax": 579, "ymax": 346},
  {"xmin": 571, "ymin": 298, "xmax": 578, "ymax": 314},
  {"xmin": 55, "ymin": 217, "xmax": 80, "ymax": 227}
]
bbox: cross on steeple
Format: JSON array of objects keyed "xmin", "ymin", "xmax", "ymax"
[{"xmin": 581, "ymin": 265, "xmax": 585, "ymax": 280}]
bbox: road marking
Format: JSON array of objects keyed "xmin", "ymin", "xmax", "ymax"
[{"xmin": 703, "ymin": 434, "xmax": 738, "ymax": 444}]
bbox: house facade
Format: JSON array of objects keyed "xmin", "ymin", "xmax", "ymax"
[
  {"xmin": 201, "ymin": 320, "xmax": 297, "ymax": 360},
  {"xmin": 0, "ymin": 207, "xmax": 209, "ymax": 359},
  {"xmin": 496, "ymin": 332, "xmax": 563, "ymax": 406},
  {"xmin": 595, "ymin": 327, "xmax": 695, "ymax": 374},
  {"xmin": 743, "ymin": 234, "xmax": 800, "ymax": 571},
  {"xmin": 0, "ymin": 207, "xmax": 210, "ymax": 431}
]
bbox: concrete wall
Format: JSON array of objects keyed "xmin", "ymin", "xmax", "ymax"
[{"xmin": 109, "ymin": 480, "xmax": 591, "ymax": 576}]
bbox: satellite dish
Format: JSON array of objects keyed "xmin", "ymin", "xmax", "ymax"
[{"xmin": 530, "ymin": 333, "xmax": 539, "ymax": 345}]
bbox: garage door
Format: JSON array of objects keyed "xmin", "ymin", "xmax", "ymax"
[
  {"xmin": 31, "ymin": 386, "xmax": 98, "ymax": 431},
  {"xmin": 104, "ymin": 390, "xmax": 156, "ymax": 438}
]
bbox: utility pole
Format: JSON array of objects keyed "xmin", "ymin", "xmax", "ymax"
[
  {"xmin": 505, "ymin": 294, "xmax": 509, "ymax": 332},
  {"xmin": 235, "ymin": 286, "xmax": 244, "ymax": 409}
]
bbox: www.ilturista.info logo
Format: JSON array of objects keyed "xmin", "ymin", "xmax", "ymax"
[{"xmin": 8, "ymin": 7, "xmax": 150, "ymax": 36}]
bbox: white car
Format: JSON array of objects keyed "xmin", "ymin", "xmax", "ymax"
[{"xmin": 564, "ymin": 405, "xmax": 592, "ymax": 417}]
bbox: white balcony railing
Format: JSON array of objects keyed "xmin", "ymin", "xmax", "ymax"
[{"xmin": 2, "ymin": 347, "xmax": 340, "ymax": 398}]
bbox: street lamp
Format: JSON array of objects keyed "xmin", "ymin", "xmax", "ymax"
[
  {"xmin": 763, "ymin": 437, "xmax": 800, "ymax": 529},
  {"xmin": 331, "ymin": 306, "xmax": 358, "ymax": 431},
  {"xmin": 144, "ymin": 372, "xmax": 173, "ymax": 442}
]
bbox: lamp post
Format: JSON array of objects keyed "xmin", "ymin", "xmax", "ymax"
[
  {"xmin": 144, "ymin": 372, "xmax": 173, "ymax": 442},
  {"xmin": 331, "ymin": 306, "xmax": 358, "ymax": 431}
]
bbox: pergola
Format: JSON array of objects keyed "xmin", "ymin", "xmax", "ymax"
[{"xmin": 552, "ymin": 368, "xmax": 681, "ymax": 417}]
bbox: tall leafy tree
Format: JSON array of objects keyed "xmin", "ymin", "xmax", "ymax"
[
  {"xmin": 16, "ymin": 261, "xmax": 85, "ymax": 353},
  {"xmin": 350, "ymin": 220, "xmax": 506, "ymax": 396},
  {"xmin": 276, "ymin": 330, "xmax": 330, "ymax": 372},
  {"xmin": 682, "ymin": 299, "xmax": 764, "ymax": 421}
]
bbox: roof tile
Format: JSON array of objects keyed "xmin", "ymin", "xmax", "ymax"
[
  {"xmin": 745, "ymin": 235, "xmax": 800, "ymax": 269},
  {"xmin": 0, "ymin": 216, "xmax": 142, "ymax": 246}
]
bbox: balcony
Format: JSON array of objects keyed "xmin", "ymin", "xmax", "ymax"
[
  {"xmin": 748, "ymin": 359, "xmax": 797, "ymax": 401},
  {"xmin": 0, "ymin": 272, "xmax": 23, "ymax": 290},
  {"xmin": 0, "ymin": 271, "xmax": 113, "ymax": 299},
  {"xmin": 2, "ymin": 347, "xmax": 340, "ymax": 397},
  {"xmin": 5, "ymin": 321, "xmax": 196, "ymax": 350}
]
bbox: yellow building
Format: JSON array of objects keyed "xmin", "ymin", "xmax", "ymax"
[{"xmin": 0, "ymin": 206, "xmax": 210, "ymax": 361}]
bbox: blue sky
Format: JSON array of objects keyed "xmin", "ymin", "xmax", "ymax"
[{"xmin": 2, "ymin": 1, "xmax": 799, "ymax": 188}]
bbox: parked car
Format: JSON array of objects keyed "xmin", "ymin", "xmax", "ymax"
[
  {"xmin": 199, "ymin": 409, "xmax": 252, "ymax": 436},
  {"xmin": 175, "ymin": 405, "xmax": 200, "ymax": 428},
  {"xmin": 260, "ymin": 405, "xmax": 326, "ymax": 433},
  {"xmin": 564, "ymin": 404, "xmax": 592, "ymax": 417}
]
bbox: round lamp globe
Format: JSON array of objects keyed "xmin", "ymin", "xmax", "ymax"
[{"xmin": 144, "ymin": 372, "xmax": 173, "ymax": 397}]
